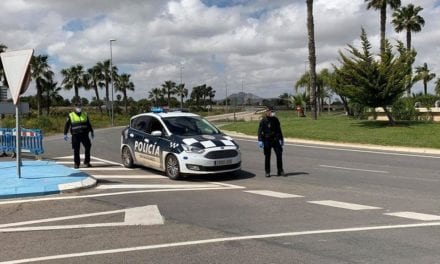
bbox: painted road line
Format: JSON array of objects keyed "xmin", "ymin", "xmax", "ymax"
[
  {"xmin": 96, "ymin": 184, "xmax": 219, "ymax": 189},
  {"xmin": 384, "ymin": 212, "xmax": 440, "ymax": 221},
  {"xmin": 0, "ymin": 187, "xmax": 241, "ymax": 206},
  {"xmin": 79, "ymin": 167, "xmax": 133, "ymax": 171},
  {"xmin": 4, "ymin": 221, "xmax": 440, "ymax": 263},
  {"xmin": 92, "ymin": 175, "xmax": 167, "ymax": 179},
  {"xmin": 56, "ymin": 161, "xmax": 108, "ymax": 165},
  {"xmin": 308, "ymin": 200, "xmax": 382, "ymax": 210},
  {"xmin": 319, "ymin": 165, "xmax": 388, "ymax": 174},
  {"xmin": 0, "ymin": 205, "xmax": 163, "ymax": 233},
  {"xmin": 244, "ymin": 190, "xmax": 303, "ymax": 198},
  {"xmin": 55, "ymin": 155, "xmax": 124, "ymax": 166},
  {"xmin": 209, "ymin": 182, "xmax": 245, "ymax": 189}
]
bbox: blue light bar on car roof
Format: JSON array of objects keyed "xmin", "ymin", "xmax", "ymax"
[{"xmin": 151, "ymin": 107, "xmax": 164, "ymax": 113}]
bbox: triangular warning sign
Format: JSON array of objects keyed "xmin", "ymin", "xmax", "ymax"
[{"xmin": 0, "ymin": 49, "xmax": 34, "ymax": 105}]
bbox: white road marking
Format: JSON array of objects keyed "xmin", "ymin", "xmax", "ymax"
[
  {"xmin": 56, "ymin": 161, "xmax": 108, "ymax": 165},
  {"xmin": 244, "ymin": 190, "xmax": 303, "ymax": 198},
  {"xmin": 209, "ymin": 182, "xmax": 245, "ymax": 189},
  {"xmin": 0, "ymin": 205, "xmax": 163, "ymax": 233},
  {"xmin": 319, "ymin": 165, "xmax": 388, "ymax": 174},
  {"xmin": 384, "ymin": 212, "xmax": 440, "ymax": 221},
  {"xmin": 236, "ymin": 138, "xmax": 440, "ymax": 159},
  {"xmin": 96, "ymin": 184, "xmax": 220, "ymax": 189},
  {"xmin": 0, "ymin": 187, "xmax": 243, "ymax": 205},
  {"xmin": 79, "ymin": 167, "xmax": 133, "ymax": 171},
  {"xmin": 92, "ymin": 175, "xmax": 167, "ymax": 179},
  {"xmin": 55, "ymin": 155, "xmax": 123, "ymax": 166},
  {"xmin": 308, "ymin": 200, "xmax": 382, "ymax": 210},
  {"xmin": 4, "ymin": 221, "xmax": 440, "ymax": 263}
]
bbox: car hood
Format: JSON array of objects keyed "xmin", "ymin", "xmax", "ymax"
[{"xmin": 173, "ymin": 134, "xmax": 238, "ymax": 149}]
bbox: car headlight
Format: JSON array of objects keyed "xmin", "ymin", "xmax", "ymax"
[{"xmin": 182, "ymin": 144, "xmax": 205, "ymax": 154}]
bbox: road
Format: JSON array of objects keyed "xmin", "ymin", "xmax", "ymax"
[{"xmin": 1, "ymin": 126, "xmax": 440, "ymax": 263}]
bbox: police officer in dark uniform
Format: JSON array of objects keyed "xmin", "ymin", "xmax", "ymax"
[
  {"xmin": 258, "ymin": 106, "xmax": 285, "ymax": 177},
  {"xmin": 64, "ymin": 103, "xmax": 94, "ymax": 169}
]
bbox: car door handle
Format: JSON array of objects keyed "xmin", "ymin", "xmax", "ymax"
[{"xmin": 129, "ymin": 133, "xmax": 134, "ymax": 138}]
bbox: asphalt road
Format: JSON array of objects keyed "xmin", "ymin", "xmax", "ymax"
[{"xmin": 1, "ymin": 126, "xmax": 440, "ymax": 263}]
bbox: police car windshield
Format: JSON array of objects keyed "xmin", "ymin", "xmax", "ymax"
[{"xmin": 162, "ymin": 116, "xmax": 220, "ymax": 136}]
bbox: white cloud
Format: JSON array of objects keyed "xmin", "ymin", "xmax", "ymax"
[{"xmin": 1, "ymin": 0, "xmax": 440, "ymax": 100}]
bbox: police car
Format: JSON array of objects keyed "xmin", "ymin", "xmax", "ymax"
[{"xmin": 120, "ymin": 108, "xmax": 241, "ymax": 180}]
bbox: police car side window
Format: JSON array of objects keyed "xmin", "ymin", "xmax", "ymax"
[
  {"xmin": 147, "ymin": 118, "xmax": 164, "ymax": 135},
  {"xmin": 132, "ymin": 116, "xmax": 151, "ymax": 132}
]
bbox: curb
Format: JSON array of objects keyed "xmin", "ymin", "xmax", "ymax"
[
  {"xmin": 222, "ymin": 130, "xmax": 440, "ymax": 156},
  {"xmin": 58, "ymin": 177, "xmax": 97, "ymax": 193}
]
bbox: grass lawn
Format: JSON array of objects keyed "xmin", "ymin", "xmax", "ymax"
[{"xmin": 220, "ymin": 111, "xmax": 440, "ymax": 149}]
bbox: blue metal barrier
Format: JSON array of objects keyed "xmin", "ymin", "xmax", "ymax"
[
  {"xmin": 0, "ymin": 128, "xmax": 14, "ymax": 153},
  {"xmin": 0, "ymin": 128, "xmax": 44, "ymax": 155}
]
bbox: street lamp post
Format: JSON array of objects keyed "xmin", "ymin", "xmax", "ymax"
[{"xmin": 110, "ymin": 39, "xmax": 116, "ymax": 126}]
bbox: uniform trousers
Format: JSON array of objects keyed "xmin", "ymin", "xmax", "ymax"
[
  {"xmin": 263, "ymin": 138, "xmax": 283, "ymax": 173},
  {"xmin": 71, "ymin": 133, "xmax": 91, "ymax": 166}
]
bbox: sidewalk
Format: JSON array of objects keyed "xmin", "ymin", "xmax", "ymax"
[{"xmin": 0, "ymin": 159, "xmax": 96, "ymax": 199}]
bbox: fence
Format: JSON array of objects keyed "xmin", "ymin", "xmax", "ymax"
[{"xmin": 0, "ymin": 128, "xmax": 44, "ymax": 155}]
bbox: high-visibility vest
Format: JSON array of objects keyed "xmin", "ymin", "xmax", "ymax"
[{"xmin": 69, "ymin": 112, "xmax": 89, "ymax": 135}]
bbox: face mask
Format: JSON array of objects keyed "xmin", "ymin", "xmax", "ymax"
[
  {"xmin": 75, "ymin": 107, "xmax": 82, "ymax": 113},
  {"xmin": 270, "ymin": 112, "xmax": 276, "ymax": 117}
]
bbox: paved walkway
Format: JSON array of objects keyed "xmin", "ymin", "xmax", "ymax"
[{"xmin": 0, "ymin": 160, "xmax": 96, "ymax": 199}]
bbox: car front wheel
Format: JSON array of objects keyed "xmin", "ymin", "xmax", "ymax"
[
  {"xmin": 165, "ymin": 154, "xmax": 181, "ymax": 180},
  {"xmin": 121, "ymin": 146, "xmax": 134, "ymax": 168}
]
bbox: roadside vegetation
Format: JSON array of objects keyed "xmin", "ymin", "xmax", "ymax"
[{"xmin": 221, "ymin": 110, "xmax": 440, "ymax": 149}]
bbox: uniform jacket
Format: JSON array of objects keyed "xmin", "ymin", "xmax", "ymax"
[
  {"xmin": 64, "ymin": 112, "xmax": 94, "ymax": 135},
  {"xmin": 258, "ymin": 116, "xmax": 283, "ymax": 142}
]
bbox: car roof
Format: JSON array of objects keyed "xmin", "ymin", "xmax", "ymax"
[{"xmin": 130, "ymin": 112, "xmax": 199, "ymax": 121}]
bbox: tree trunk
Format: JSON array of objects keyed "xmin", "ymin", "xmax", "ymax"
[
  {"xmin": 380, "ymin": 5, "xmax": 386, "ymax": 55},
  {"xmin": 306, "ymin": 0, "xmax": 317, "ymax": 120},
  {"xmin": 383, "ymin": 106, "xmax": 395, "ymax": 126}
]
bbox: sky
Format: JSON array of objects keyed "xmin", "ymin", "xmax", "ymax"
[{"xmin": 1, "ymin": 0, "xmax": 439, "ymax": 101}]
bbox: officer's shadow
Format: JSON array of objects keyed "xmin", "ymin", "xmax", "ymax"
[{"xmin": 281, "ymin": 171, "xmax": 309, "ymax": 177}]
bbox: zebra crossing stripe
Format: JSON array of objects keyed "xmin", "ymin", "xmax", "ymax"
[
  {"xmin": 384, "ymin": 212, "xmax": 440, "ymax": 221},
  {"xmin": 308, "ymin": 200, "xmax": 381, "ymax": 210},
  {"xmin": 244, "ymin": 190, "xmax": 303, "ymax": 198}
]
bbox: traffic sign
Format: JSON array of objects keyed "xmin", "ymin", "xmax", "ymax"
[{"xmin": 0, "ymin": 49, "xmax": 33, "ymax": 105}]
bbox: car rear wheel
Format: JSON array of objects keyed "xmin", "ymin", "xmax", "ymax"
[
  {"xmin": 165, "ymin": 154, "xmax": 181, "ymax": 180},
  {"xmin": 121, "ymin": 146, "xmax": 134, "ymax": 168}
]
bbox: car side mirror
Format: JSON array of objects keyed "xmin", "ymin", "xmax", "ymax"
[{"xmin": 151, "ymin": 130, "xmax": 162, "ymax": 137}]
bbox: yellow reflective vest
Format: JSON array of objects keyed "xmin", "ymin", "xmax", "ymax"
[{"xmin": 69, "ymin": 112, "xmax": 89, "ymax": 135}]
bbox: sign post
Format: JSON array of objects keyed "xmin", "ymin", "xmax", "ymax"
[{"xmin": 0, "ymin": 49, "xmax": 34, "ymax": 178}]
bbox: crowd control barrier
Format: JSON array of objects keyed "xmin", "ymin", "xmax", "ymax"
[{"xmin": 0, "ymin": 128, "xmax": 44, "ymax": 156}]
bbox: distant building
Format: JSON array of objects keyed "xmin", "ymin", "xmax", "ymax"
[{"xmin": 0, "ymin": 85, "xmax": 8, "ymax": 101}]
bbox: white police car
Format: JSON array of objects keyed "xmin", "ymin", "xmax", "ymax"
[{"xmin": 120, "ymin": 108, "xmax": 241, "ymax": 180}]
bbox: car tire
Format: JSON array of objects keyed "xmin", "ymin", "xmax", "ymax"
[
  {"xmin": 165, "ymin": 154, "xmax": 181, "ymax": 180},
  {"xmin": 121, "ymin": 146, "xmax": 134, "ymax": 168}
]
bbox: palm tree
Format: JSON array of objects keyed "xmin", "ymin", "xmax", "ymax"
[
  {"xmin": 61, "ymin": 64, "xmax": 84, "ymax": 103},
  {"xmin": 206, "ymin": 86, "xmax": 215, "ymax": 111},
  {"xmin": 365, "ymin": 0, "xmax": 401, "ymax": 54},
  {"xmin": 87, "ymin": 66, "xmax": 104, "ymax": 113},
  {"xmin": 96, "ymin": 60, "xmax": 118, "ymax": 115},
  {"xmin": 414, "ymin": 63, "xmax": 436, "ymax": 95},
  {"xmin": 175, "ymin": 83, "xmax": 188, "ymax": 109},
  {"xmin": 41, "ymin": 78, "xmax": 61, "ymax": 115},
  {"xmin": 148, "ymin": 88, "xmax": 163, "ymax": 107},
  {"xmin": 30, "ymin": 55, "xmax": 53, "ymax": 116},
  {"xmin": 435, "ymin": 78, "xmax": 440, "ymax": 96},
  {"xmin": 392, "ymin": 4, "xmax": 424, "ymax": 96},
  {"xmin": 115, "ymin": 73, "xmax": 135, "ymax": 113},
  {"xmin": 161, "ymin": 80, "xmax": 176, "ymax": 107},
  {"xmin": 392, "ymin": 4, "xmax": 424, "ymax": 51},
  {"xmin": 306, "ymin": 0, "xmax": 317, "ymax": 120}
]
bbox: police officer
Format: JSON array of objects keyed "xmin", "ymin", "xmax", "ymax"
[
  {"xmin": 64, "ymin": 103, "xmax": 94, "ymax": 169},
  {"xmin": 258, "ymin": 106, "xmax": 285, "ymax": 177}
]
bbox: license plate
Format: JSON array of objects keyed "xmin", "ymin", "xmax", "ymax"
[{"xmin": 215, "ymin": 159, "xmax": 232, "ymax": 166}]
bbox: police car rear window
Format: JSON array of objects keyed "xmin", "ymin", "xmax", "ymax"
[{"xmin": 162, "ymin": 116, "xmax": 220, "ymax": 136}]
